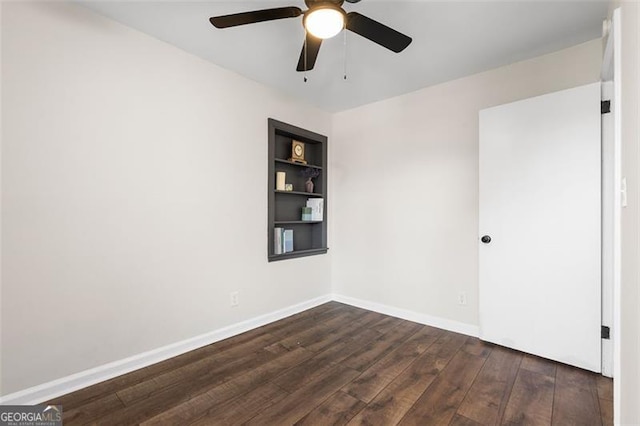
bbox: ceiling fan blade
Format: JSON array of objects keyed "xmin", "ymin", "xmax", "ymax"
[
  {"xmin": 345, "ymin": 12, "xmax": 411, "ymax": 53},
  {"xmin": 210, "ymin": 7, "xmax": 302, "ymax": 29},
  {"xmin": 345, "ymin": 0, "xmax": 362, "ymax": 2},
  {"xmin": 296, "ymin": 33, "xmax": 322, "ymax": 71}
]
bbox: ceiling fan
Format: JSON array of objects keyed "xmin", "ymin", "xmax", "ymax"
[{"xmin": 209, "ymin": 0, "xmax": 412, "ymax": 72}]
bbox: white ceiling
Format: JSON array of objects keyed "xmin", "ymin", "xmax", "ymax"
[{"xmin": 79, "ymin": 1, "xmax": 609, "ymax": 112}]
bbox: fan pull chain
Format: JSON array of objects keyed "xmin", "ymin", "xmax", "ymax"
[
  {"xmin": 303, "ymin": 30, "xmax": 308, "ymax": 83},
  {"xmin": 343, "ymin": 30, "xmax": 348, "ymax": 80}
]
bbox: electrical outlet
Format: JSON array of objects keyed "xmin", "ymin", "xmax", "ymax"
[
  {"xmin": 230, "ymin": 291, "xmax": 239, "ymax": 307},
  {"xmin": 458, "ymin": 292, "xmax": 467, "ymax": 306}
]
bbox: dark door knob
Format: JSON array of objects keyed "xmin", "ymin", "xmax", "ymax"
[{"xmin": 481, "ymin": 235, "xmax": 492, "ymax": 244}]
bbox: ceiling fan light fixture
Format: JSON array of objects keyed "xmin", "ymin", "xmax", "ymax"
[{"xmin": 303, "ymin": 5, "xmax": 345, "ymax": 39}]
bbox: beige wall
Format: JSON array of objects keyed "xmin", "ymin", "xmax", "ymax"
[
  {"xmin": 1, "ymin": 2, "xmax": 332, "ymax": 395},
  {"xmin": 331, "ymin": 39, "xmax": 602, "ymax": 328}
]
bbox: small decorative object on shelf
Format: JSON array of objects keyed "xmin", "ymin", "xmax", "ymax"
[
  {"xmin": 285, "ymin": 184, "xmax": 293, "ymax": 191},
  {"xmin": 300, "ymin": 167, "xmax": 320, "ymax": 193},
  {"xmin": 301, "ymin": 206, "xmax": 312, "ymax": 221},
  {"xmin": 289, "ymin": 140, "xmax": 307, "ymax": 164},
  {"xmin": 276, "ymin": 172, "xmax": 286, "ymax": 190}
]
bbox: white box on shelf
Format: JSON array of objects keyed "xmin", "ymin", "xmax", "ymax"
[{"xmin": 306, "ymin": 198, "xmax": 324, "ymax": 221}]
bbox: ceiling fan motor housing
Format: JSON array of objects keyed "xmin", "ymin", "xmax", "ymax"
[{"xmin": 304, "ymin": 0, "xmax": 346, "ymax": 6}]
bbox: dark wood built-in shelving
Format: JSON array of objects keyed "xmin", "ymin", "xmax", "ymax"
[
  {"xmin": 275, "ymin": 158, "xmax": 323, "ymax": 170},
  {"xmin": 268, "ymin": 118, "xmax": 328, "ymax": 261},
  {"xmin": 267, "ymin": 247, "xmax": 328, "ymax": 261},
  {"xmin": 275, "ymin": 190, "xmax": 324, "ymax": 198},
  {"xmin": 274, "ymin": 221, "xmax": 323, "ymax": 225}
]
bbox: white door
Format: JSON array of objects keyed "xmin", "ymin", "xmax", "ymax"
[{"xmin": 479, "ymin": 83, "xmax": 601, "ymax": 372}]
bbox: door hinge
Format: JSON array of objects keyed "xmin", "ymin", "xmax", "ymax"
[
  {"xmin": 601, "ymin": 100, "xmax": 611, "ymax": 114},
  {"xmin": 601, "ymin": 325, "xmax": 611, "ymax": 339}
]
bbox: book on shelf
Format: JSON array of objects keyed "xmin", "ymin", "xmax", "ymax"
[
  {"xmin": 283, "ymin": 229, "xmax": 294, "ymax": 253},
  {"xmin": 274, "ymin": 228, "xmax": 294, "ymax": 254},
  {"xmin": 274, "ymin": 227, "xmax": 283, "ymax": 255},
  {"xmin": 306, "ymin": 198, "xmax": 324, "ymax": 221}
]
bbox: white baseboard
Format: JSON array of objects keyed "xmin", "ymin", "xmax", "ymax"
[
  {"xmin": 0, "ymin": 294, "xmax": 332, "ymax": 405},
  {"xmin": 332, "ymin": 294, "xmax": 479, "ymax": 338}
]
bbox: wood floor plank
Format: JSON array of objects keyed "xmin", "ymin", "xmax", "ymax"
[
  {"xmin": 264, "ymin": 341, "xmax": 291, "ymax": 354},
  {"xmin": 351, "ymin": 310, "xmax": 393, "ymax": 327},
  {"xmin": 450, "ymin": 413, "xmax": 484, "ymax": 426},
  {"xmin": 266, "ymin": 303, "xmax": 355, "ymax": 338},
  {"xmin": 596, "ymin": 375, "xmax": 614, "ymax": 426},
  {"xmin": 457, "ymin": 345, "xmax": 523, "ymax": 425},
  {"xmin": 599, "ymin": 398, "xmax": 613, "ymax": 426},
  {"xmin": 596, "ymin": 375, "xmax": 613, "ymax": 401},
  {"xmin": 245, "ymin": 302, "xmax": 341, "ymax": 341},
  {"xmin": 189, "ymin": 382, "xmax": 289, "ymax": 425},
  {"xmin": 116, "ymin": 333, "xmax": 279, "ymax": 405},
  {"xmin": 245, "ymin": 364, "xmax": 361, "ymax": 425},
  {"xmin": 300, "ymin": 311, "xmax": 386, "ymax": 354},
  {"xmin": 347, "ymin": 332, "xmax": 468, "ymax": 425},
  {"xmin": 115, "ymin": 346, "xmax": 274, "ymax": 406},
  {"xmin": 61, "ymin": 393, "xmax": 124, "ymax": 425},
  {"xmin": 460, "ymin": 338, "xmax": 493, "ymax": 358},
  {"xmin": 296, "ymin": 391, "xmax": 366, "ymax": 426},
  {"xmin": 520, "ymin": 354, "xmax": 557, "ymax": 378},
  {"xmin": 501, "ymin": 369, "xmax": 555, "ymax": 425},
  {"xmin": 342, "ymin": 321, "xmax": 423, "ymax": 372},
  {"xmin": 139, "ymin": 347, "xmax": 313, "ymax": 425},
  {"xmin": 139, "ymin": 387, "xmax": 216, "ymax": 426},
  {"xmin": 277, "ymin": 308, "xmax": 367, "ymax": 351},
  {"xmin": 343, "ymin": 325, "xmax": 442, "ymax": 403},
  {"xmin": 398, "ymin": 338, "xmax": 490, "ymax": 425},
  {"xmin": 370, "ymin": 316, "xmax": 406, "ymax": 335},
  {"xmin": 552, "ymin": 364, "xmax": 601, "ymax": 426},
  {"xmin": 273, "ymin": 328, "xmax": 381, "ymax": 393},
  {"xmin": 98, "ymin": 348, "xmax": 289, "ymax": 425}
]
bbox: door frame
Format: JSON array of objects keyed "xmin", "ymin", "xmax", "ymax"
[
  {"xmin": 600, "ymin": 6, "xmax": 621, "ymax": 424},
  {"xmin": 601, "ymin": 80, "xmax": 614, "ymax": 379}
]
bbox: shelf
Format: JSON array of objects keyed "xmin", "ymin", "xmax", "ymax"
[
  {"xmin": 275, "ymin": 158, "xmax": 322, "ymax": 169},
  {"xmin": 274, "ymin": 190, "xmax": 324, "ymax": 197},
  {"xmin": 274, "ymin": 220, "xmax": 323, "ymax": 225},
  {"xmin": 268, "ymin": 118, "xmax": 327, "ymax": 262},
  {"xmin": 268, "ymin": 247, "xmax": 329, "ymax": 261}
]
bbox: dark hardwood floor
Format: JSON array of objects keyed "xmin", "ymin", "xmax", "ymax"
[{"xmin": 49, "ymin": 302, "xmax": 613, "ymax": 425}]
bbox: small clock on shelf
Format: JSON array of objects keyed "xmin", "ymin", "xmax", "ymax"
[{"xmin": 289, "ymin": 140, "xmax": 307, "ymax": 164}]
